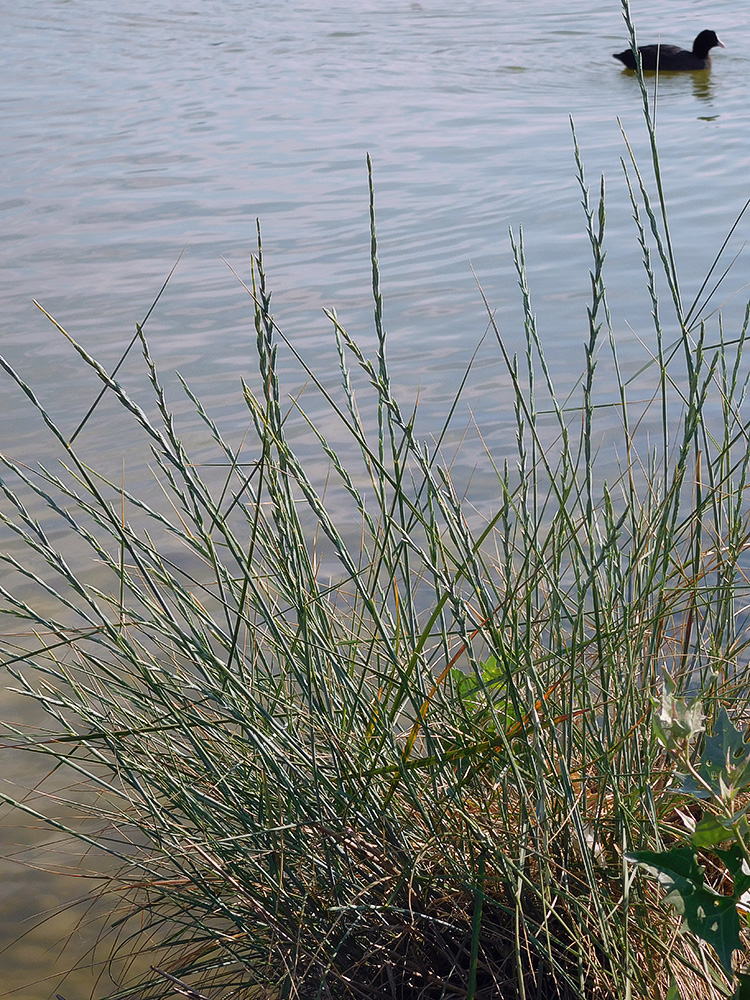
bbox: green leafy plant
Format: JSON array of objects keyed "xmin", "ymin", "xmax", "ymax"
[
  {"xmin": 630, "ymin": 699, "xmax": 750, "ymax": 996},
  {"xmin": 450, "ymin": 655, "xmax": 519, "ymax": 735}
]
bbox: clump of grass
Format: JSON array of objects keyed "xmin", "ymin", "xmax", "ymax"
[{"xmin": 2, "ymin": 5, "xmax": 750, "ymax": 998}]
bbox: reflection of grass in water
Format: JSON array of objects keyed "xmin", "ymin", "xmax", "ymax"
[
  {"xmin": 1, "ymin": 861, "xmax": 116, "ymax": 1000},
  {"xmin": 1, "ymin": 722, "xmax": 153, "ymax": 999},
  {"xmin": 3, "ymin": 4, "xmax": 750, "ymax": 997}
]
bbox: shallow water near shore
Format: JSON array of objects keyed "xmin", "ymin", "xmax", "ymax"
[{"xmin": 2, "ymin": 0, "xmax": 750, "ymax": 994}]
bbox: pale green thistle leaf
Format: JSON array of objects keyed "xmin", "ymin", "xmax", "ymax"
[{"xmin": 653, "ymin": 674, "xmax": 703, "ymax": 750}]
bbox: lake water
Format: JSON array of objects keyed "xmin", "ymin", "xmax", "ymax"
[{"xmin": 2, "ymin": 0, "xmax": 750, "ymax": 994}]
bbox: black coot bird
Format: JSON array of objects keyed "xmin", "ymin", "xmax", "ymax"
[{"xmin": 613, "ymin": 29, "xmax": 725, "ymax": 71}]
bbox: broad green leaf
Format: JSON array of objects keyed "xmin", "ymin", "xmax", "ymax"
[
  {"xmin": 628, "ymin": 847, "xmax": 705, "ymax": 905},
  {"xmin": 692, "ymin": 814, "xmax": 734, "ymax": 849},
  {"xmin": 665, "ymin": 977, "xmax": 681, "ymax": 1000},
  {"xmin": 451, "ymin": 656, "xmax": 516, "ymax": 736},
  {"xmin": 676, "ymin": 709, "xmax": 750, "ymax": 800},
  {"xmin": 672, "ymin": 770, "xmax": 712, "ymax": 800},
  {"xmin": 731, "ymin": 755, "xmax": 750, "ymax": 794},
  {"xmin": 629, "ymin": 847, "xmax": 741, "ymax": 974},
  {"xmin": 478, "ymin": 654, "xmax": 502, "ymax": 685},
  {"xmin": 713, "ymin": 843, "xmax": 750, "ymax": 901},
  {"xmin": 735, "ymin": 972, "xmax": 750, "ymax": 1000},
  {"xmin": 699, "ymin": 708, "xmax": 750, "ymax": 799},
  {"xmin": 680, "ymin": 887, "xmax": 740, "ymax": 976}
]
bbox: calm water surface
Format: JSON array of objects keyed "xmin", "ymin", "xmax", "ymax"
[{"xmin": 2, "ymin": 0, "xmax": 750, "ymax": 994}]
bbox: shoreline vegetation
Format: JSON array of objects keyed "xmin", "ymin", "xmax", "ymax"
[{"xmin": 3, "ymin": 3, "xmax": 750, "ymax": 997}]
